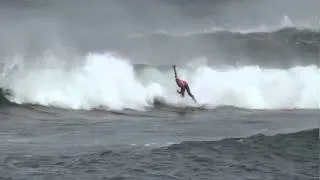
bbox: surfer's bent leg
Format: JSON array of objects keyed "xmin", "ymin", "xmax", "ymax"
[
  {"xmin": 180, "ymin": 87, "xmax": 186, "ymax": 97},
  {"xmin": 185, "ymin": 84, "xmax": 197, "ymax": 102}
]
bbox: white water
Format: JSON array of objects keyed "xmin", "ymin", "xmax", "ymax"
[{"xmin": 1, "ymin": 53, "xmax": 319, "ymax": 110}]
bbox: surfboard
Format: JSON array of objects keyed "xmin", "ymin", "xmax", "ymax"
[{"xmin": 194, "ymin": 103, "xmax": 210, "ymax": 110}]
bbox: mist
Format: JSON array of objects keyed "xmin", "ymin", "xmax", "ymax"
[{"xmin": 0, "ymin": 0, "xmax": 319, "ymax": 66}]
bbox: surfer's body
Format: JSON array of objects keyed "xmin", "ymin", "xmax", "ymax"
[{"xmin": 173, "ymin": 65, "xmax": 197, "ymax": 103}]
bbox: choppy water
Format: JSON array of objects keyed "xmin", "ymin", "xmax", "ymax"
[{"xmin": 0, "ymin": 105, "xmax": 319, "ymax": 179}]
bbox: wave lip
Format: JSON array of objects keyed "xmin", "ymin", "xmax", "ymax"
[
  {"xmin": 136, "ymin": 15, "xmax": 320, "ymax": 37},
  {"xmin": 0, "ymin": 53, "xmax": 319, "ymax": 111}
]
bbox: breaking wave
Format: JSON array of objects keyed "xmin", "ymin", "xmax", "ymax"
[{"xmin": 0, "ymin": 53, "xmax": 319, "ymax": 111}]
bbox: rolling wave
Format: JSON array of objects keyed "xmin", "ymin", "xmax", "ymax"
[
  {"xmin": 164, "ymin": 128, "xmax": 318, "ymax": 152},
  {"xmin": 3, "ymin": 128, "xmax": 317, "ymax": 179},
  {"xmin": 0, "ymin": 53, "xmax": 318, "ymax": 111},
  {"xmin": 143, "ymin": 27, "xmax": 320, "ymax": 47},
  {"xmin": 121, "ymin": 27, "xmax": 320, "ymax": 68}
]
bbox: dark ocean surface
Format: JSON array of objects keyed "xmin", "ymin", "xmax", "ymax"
[{"xmin": 0, "ymin": 105, "xmax": 319, "ymax": 180}]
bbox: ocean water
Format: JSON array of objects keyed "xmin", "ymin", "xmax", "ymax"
[{"xmin": 0, "ymin": 0, "xmax": 319, "ymax": 179}]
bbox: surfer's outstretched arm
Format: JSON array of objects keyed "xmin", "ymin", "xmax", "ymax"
[{"xmin": 173, "ymin": 65, "xmax": 178, "ymax": 79}]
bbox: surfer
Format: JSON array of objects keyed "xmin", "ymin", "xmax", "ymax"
[{"xmin": 173, "ymin": 65, "xmax": 197, "ymax": 103}]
